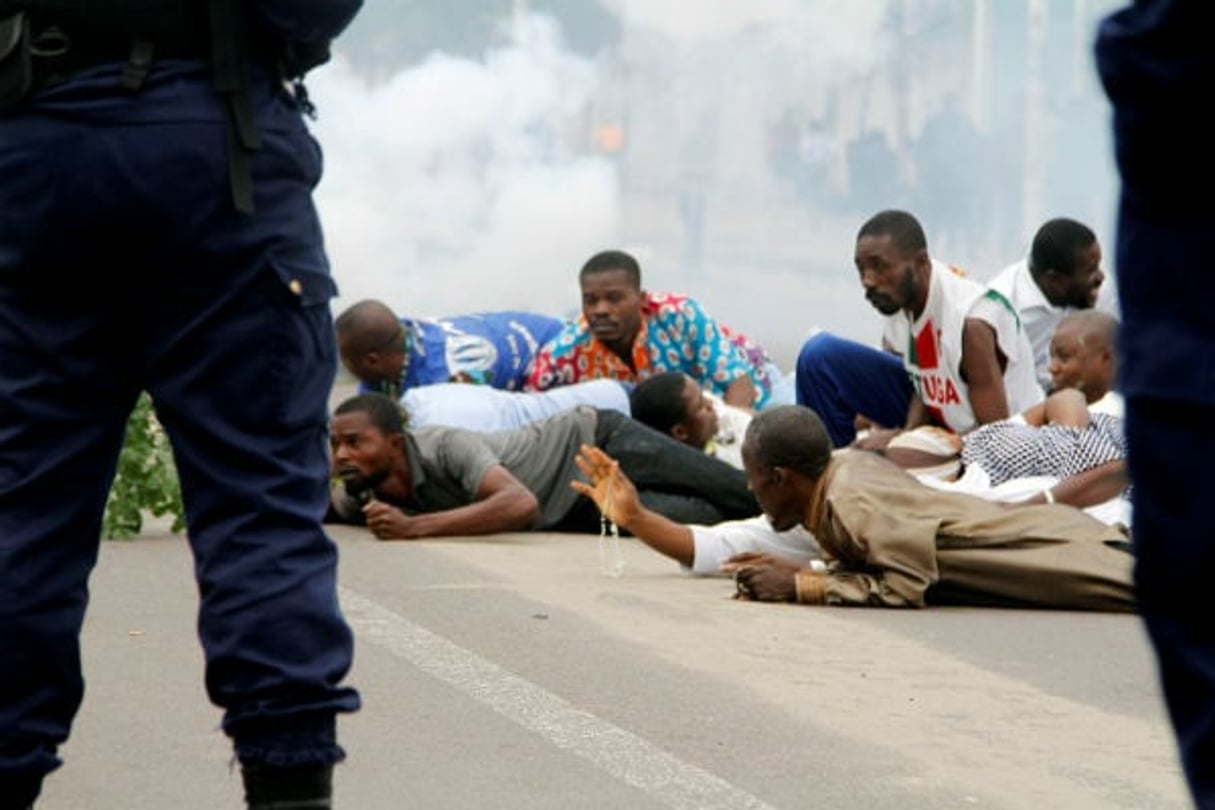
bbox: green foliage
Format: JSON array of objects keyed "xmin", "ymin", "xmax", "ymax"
[{"xmin": 103, "ymin": 393, "xmax": 186, "ymax": 540}]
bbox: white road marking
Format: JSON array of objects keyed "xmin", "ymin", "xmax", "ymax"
[{"xmin": 339, "ymin": 587, "xmax": 778, "ymax": 810}]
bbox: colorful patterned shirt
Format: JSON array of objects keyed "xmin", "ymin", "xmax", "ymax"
[{"xmin": 524, "ymin": 292, "xmax": 772, "ymax": 406}]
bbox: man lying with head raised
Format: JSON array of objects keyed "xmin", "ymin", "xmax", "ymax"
[{"xmin": 571, "ymin": 404, "xmax": 1134, "ymax": 612}]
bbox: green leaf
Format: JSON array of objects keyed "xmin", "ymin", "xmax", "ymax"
[{"xmin": 103, "ymin": 393, "xmax": 186, "ymax": 540}]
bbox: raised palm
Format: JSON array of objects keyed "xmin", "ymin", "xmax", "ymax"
[{"xmin": 570, "ymin": 444, "xmax": 641, "ymax": 527}]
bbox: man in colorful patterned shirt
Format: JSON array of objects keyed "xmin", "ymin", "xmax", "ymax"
[{"xmin": 524, "ymin": 250, "xmax": 774, "ymax": 408}]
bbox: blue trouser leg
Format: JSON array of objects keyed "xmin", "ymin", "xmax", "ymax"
[
  {"xmin": 794, "ymin": 332, "xmax": 912, "ymax": 447},
  {"xmin": 1128, "ymin": 400, "xmax": 1215, "ymax": 806},
  {"xmin": 594, "ymin": 410, "xmax": 759, "ymax": 520},
  {"xmin": 1098, "ymin": 4, "xmax": 1215, "ymax": 802},
  {"xmin": 0, "ymin": 292, "xmax": 139, "ymax": 804},
  {"xmin": 134, "ymin": 115, "xmax": 360, "ymax": 766},
  {"xmin": 0, "ymin": 94, "xmax": 358, "ymax": 799}
]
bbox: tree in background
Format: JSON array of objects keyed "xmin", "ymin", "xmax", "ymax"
[{"xmin": 102, "ymin": 393, "xmax": 185, "ymax": 540}]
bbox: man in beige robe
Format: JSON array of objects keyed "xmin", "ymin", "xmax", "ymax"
[{"xmin": 572, "ymin": 405, "xmax": 1134, "ymax": 611}]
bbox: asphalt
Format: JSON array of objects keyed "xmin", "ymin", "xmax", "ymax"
[{"xmin": 35, "ymin": 518, "xmax": 1189, "ymax": 810}]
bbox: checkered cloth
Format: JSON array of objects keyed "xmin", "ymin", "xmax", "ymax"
[{"xmin": 961, "ymin": 413, "xmax": 1127, "ymax": 488}]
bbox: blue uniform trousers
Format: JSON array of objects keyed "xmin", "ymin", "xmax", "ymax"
[
  {"xmin": 1116, "ymin": 189, "xmax": 1215, "ymax": 809},
  {"xmin": 794, "ymin": 332, "xmax": 913, "ymax": 447},
  {"xmin": 0, "ymin": 72, "xmax": 359, "ymax": 802},
  {"xmin": 1097, "ymin": 1, "xmax": 1215, "ymax": 803}
]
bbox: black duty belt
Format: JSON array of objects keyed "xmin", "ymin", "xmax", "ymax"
[
  {"xmin": 2, "ymin": 0, "xmax": 288, "ymax": 216},
  {"xmin": 25, "ymin": 4, "xmax": 213, "ymax": 90}
]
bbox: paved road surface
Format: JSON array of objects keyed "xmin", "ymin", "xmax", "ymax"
[{"xmin": 39, "ymin": 521, "xmax": 1188, "ymax": 809}]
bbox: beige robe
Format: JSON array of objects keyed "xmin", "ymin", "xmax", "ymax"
[{"xmin": 807, "ymin": 451, "xmax": 1135, "ymax": 611}]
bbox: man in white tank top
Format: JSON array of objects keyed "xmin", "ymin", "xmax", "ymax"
[{"xmin": 795, "ymin": 209, "xmax": 1043, "ymax": 447}]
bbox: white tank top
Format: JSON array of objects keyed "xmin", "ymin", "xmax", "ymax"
[{"xmin": 883, "ymin": 261, "xmax": 1044, "ymax": 434}]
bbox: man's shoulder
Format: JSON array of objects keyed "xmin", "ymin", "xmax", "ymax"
[
  {"xmin": 931, "ymin": 260, "xmax": 984, "ymax": 293},
  {"xmin": 927, "ymin": 260, "xmax": 987, "ymax": 320},
  {"xmin": 644, "ymin": 290, "xmax": 698, "ymax": 312}
]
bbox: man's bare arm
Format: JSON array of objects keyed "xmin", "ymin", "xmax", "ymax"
[
  {"xmin": 370, "ymin": 465, "xmax": 540, "ymax": 539},
  {"xmin": 1030, "ymin": 460, "xmax": 1129, "ymax": 509},
  {"xmin": 959, "ymin": 318, "xmax": 1011, "ymax": 426}
]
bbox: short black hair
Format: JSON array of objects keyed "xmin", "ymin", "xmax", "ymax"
[
  {"xmin": 579, "ymin": 249, "xmax": 641, "ymax": 288},
  {"xmin": 334, "ymin": 299, "xmax": 402, "ymax": 355},
  {"xmin": 857, "ymin": 210, "xmax": 928, "ymax": 256},
  {"xmin": 334, "ymin": 392, "xmax": 408, "ymax": 434},
  {"xmin": 743, "ymin": 405, "xmax": 833, "ymax": 478},
  {"xmin": 629, "ymin": 372, "xmax": 691, "ymax": 435},
  {"xmin": 1029, "ymin": 218, "xmax": 1097, "ymax": 278}
]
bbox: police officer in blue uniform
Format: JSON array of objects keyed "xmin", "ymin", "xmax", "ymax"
[
  {"xmin": 1096, "ymin": 1, "xmax": 1215, "ymax": 805},
  {"xmin": 0, "ymin": 2, "xmax": 362, "ymax": 807}
]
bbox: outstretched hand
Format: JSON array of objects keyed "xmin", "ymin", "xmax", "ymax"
[{"xmin": 570, "ymin": 444, "xmax": 641, "ymax": 529}]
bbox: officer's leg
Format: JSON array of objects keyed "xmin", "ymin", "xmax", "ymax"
[
  {"xmin": 0, "ymin": 283, "xmax": 137, "ymax": 806},
  {"xmin": 1130, "ymin": 399, "xmax": 1215, "ymax": 806},
  {"xmin": 794, "ymin": 332, "xmax": 912, "ymax": 447},
  {"xmin": 139, "ymin": 116, "xmax": 357, "ymax": 800}
]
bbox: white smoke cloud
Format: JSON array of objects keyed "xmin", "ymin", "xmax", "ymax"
[
  {"xmin": 606, "ymin": 0, "xmax": 892, "ymax": 73},
  {"xmin": 308, "ymin": 2, "xmax": 1124, "ymax": 369},
  {"xmin": 309, "ymin": 13, "xmax": 619, "ymax": 322}
]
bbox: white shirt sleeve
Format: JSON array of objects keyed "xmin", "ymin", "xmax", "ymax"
[{"xmin": 687, "ymin": 516, "xmax": 824, "ymax": 575}]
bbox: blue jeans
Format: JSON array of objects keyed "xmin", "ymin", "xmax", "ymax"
[
  {"xmin": 0, "ymin": 76, "xmax": 358, "ymax": 804},
  {"xmin": 794, "ymin": 332, "xmax": 913, "ymax": 447}
]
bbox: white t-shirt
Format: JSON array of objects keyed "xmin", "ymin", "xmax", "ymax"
[
  {"xmin": 704, "ymin": 392, "xmax": 751, "ymax": 470},
  {"xmin": 987, "ymin": 258, "xmax": 1065, "ymax": 392},
  {"xmin": 402, "ymin": 379, "xmax": 630, "ymax": 432},
  {"xmin": 1088, "ymin": 390, "xmax": 1125, "ymax": 418},
  {"xmin": 918, "ymin": 465, "xmax": 1131, "ymax": 529},
  {"xmin": 987, "ymin": 257, "xmax": 1123, "ymax": 392},
  {"xmin": 687, "ymin": 516, "xmax": 824, "ymax": 575}
]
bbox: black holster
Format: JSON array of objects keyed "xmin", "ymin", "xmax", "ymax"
[{"xmin": 0, "ymin": 0, "xmax": 329, "ymax": 215}]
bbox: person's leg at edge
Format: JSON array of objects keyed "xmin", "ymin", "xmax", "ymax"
[
  {"xmin": 143, "ymin": 114, "xmax": 358, "ymax": 808},
  {"xmin": 0, "ymin": 324, "xmax": 137, "ymax": 809},
  {"xmin": 593, "ymin": 409, "xmax": 759, "ymax": 520},
  {"xmin": 794, "ymin": 332, "xmax": 912, "ymax": 446},
  {"xmin": 1128, "ymin": 400, "xmax": 1215, "ymax": 807},
  {"xmin": 0, "ymin": 109, "xmax": 147, "ymax": 810}
]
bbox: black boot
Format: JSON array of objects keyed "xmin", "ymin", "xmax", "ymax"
[{"xmin": 240, "ymin": 762, "xmax": 333, "ymax": 810}]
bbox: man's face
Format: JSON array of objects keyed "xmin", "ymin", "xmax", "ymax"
[
  {"xmin": 677, "ymin": 375, "xmax": 720, "ymax": 450},
  {"xmin": 855, "ymin": 234, "xmax": 921, "ymax": 316},
  {"xmin": 581, "ymin": 269, "xmax": 643, "ymax": 347},
  {"xmin": 1048, "ymin": 322, "xmax": 1113, "ymax": 399},
  {"xmin": 1053, "ymin": 242, "xmax": 1105, "ymax": 309},
  {"xmin": 1047, "ymin": 323, "xmax": 1090, "ymax": 394},
  {"xmin": 741, "ymin": 443, "xmax": 801, "ymax": 532},
  {"xmin": 329, "ymin": 411, "xmax": 399, "ymax": 495}
]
